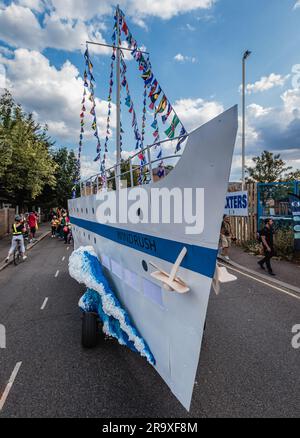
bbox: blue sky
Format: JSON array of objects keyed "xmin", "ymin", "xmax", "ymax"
[{"xmin": 0, "ymin": 0, "xmax": 300, "ymax": 181}]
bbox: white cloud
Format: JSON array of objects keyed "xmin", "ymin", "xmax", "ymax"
[
  {"xmin": 2, "ymin": 49, "xmax": 115, "ymax": 141},
  {"xmin": 80, "ymin": 155, "xmax": 103, "ymax": 179},
  {"xmin": 294, "ymin": 1, "xmax": 300, "ymax": 9},
  {"xmin": 243, "ymin": 73, "xmax": 289, "ymax": 94},
  {"xmin": 0, "ymin": 3, "xmax": 110, "ymax": 54},
  {"xmin": 0, "ymin": 63, "xmax": 6, "ymax": 89},
  {"xmin": 173, "ymin": 97, "xmax": 224, "ymax": 131},
  {"xmin": 17, "ymin": 0, "xmax": 49, "ymax": 12},
  {"xmin": 49, "ymin": 0, "xmax": 215, "ymax": 21},
  {"xmin": 174, "ymin": 53, "xmax": 197, "ymax": 63},
  {"xmin": 0, "ymin": 1, "xmax": 215, "ymax": 54}
]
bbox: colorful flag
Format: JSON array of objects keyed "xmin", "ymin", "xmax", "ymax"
[
  {"xmin": 151, "ymin": 119, "xmax": 158, "ymax": 129},
  {"xmin": 122, "ymin": 21, "xmax": 128, "ymax": 35},
  {"xmin": 149, "ymin": 87, "xmax": 161, "ymax": 110},
  {"xmin": 149, "ymin": 80, "xmax": 158, "ymax": 97},
  {"xmin": 156, "ymin": 95, "xmax": 167, "ymax": 114},
  {"xmin": 162, "ymin": 103, "xmax": 173, "ymax": 124},
  {"xmin": 141, "ymin": 69, "xmax": 152, "ymax": 81},
  {"xmin": 175, "ymin": 126, "xmax": 188, "ymax": 152},
  {"xmin": 165, "ymin": 115, "xmax": 180, "ymax": 139}
]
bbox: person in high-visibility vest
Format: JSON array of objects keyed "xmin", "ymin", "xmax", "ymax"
[{"xmin": 5, "ymin": 215, "xmax": 27, "ymax": 263}]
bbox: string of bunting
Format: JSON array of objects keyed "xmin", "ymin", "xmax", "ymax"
[
  {"xmin": 73, "ymin": 84, "xmax": 87, "ymax": 198},
  {"xmin": 119, "ymin": 48, "xmax": 145, "ymax": 184},
  {"xmin": 83, "ymin": 46, "xmax": 102, "ymax": 167},
  {"xmin": 118, "ymin": 7, "xmax": 188, "ymax": 153}
]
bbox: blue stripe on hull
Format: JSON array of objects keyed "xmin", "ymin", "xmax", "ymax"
[{"xmin": 70, "ymin": 217, "xmax": 217, "ymax": 279}]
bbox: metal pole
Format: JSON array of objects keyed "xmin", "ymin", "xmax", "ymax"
[
  {"xmin": 242, "ymin": 57, "xmax": 246, "ymax": 189},
  {"xmin": 116, "ymin": 5, "xmax": 121, "ymax": 191},
  {"xmin": 242, "ymin": 50, "xmax": 251, "ymax": 190},
  {"xmin": 85, "ymin": 41, "xmax": 149, "ymax": 55},
  {"xmin": 129, "ymin": 160, "xmax": 134, "ymax": 187},
  {"xmin": 147, "ymin": 145, "xmax": 153, "ymax": 183}
]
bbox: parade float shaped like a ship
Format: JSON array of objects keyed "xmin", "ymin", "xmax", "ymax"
[{"xmin": 68, "ymin": 6, "xmax": 238, "ymax": 411}]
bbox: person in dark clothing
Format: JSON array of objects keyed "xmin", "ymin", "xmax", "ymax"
[{"xmin": 258, "ymin": 218, "xmax": 276, "ymax": 276}]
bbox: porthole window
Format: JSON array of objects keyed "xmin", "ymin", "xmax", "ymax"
[
  {"xmin": 88, "ymin": 234, "xmax": 90, "ymax": 240},
  {"xmin": 142, "ymin": 260, "xmax": 148, "ymax": 272},
  {"xmin": 86, "ymin": 208, "xmax": 88, "ymax": 214},
  {"xmin": 92, "ymin": 208, "xmax": 95, "ymax": 215},
  {"xmin": 94, "ymin": 238, "xmax": 97, "ymax": 244},
  {"xmin": 81, "ymin": 208, "xmax": 83, "ymax": 213}
]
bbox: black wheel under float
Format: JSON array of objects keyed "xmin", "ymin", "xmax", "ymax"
[{"xmin": 81, "ymin": 312, "xmax": 98, "ymax": 348}]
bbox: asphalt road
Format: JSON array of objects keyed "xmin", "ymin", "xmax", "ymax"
[{"xmin": 0, "ymin": 236, "xmax": 299, "ymax": 418}]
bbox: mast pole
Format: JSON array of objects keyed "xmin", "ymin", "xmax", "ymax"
[{"xmin": 116, "ymin": 5, "xmax": 121, "ymax": 190}]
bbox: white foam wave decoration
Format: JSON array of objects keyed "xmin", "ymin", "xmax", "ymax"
[{"xmin": 69, "ymin": 246, "xmax": 155, "ymax": 365}]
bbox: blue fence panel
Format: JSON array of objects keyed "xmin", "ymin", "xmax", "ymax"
[{"xmin": 257, "ymin": 181, "xmax": 299, "ymax": 231}]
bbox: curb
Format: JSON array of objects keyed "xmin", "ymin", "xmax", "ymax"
[
  {"xmin": 0, "ymin": 230, "xmax": 51, "ymax": 273},
  {"xmin": 218, "ymin": 256, "xmax": 300, "ymax": 295}
]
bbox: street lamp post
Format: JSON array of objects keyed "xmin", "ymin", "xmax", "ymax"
[{"xmin": 242, "ymin": 50, "xmax": 251, "ymax": 189}]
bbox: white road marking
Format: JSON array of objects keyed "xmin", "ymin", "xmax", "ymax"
[
  {"xmin": 40, "ymin": 297, "xmax": 49, "ymax": 310},
  {"xmin": 55, "ymin": 270, "xmax": 59, "ymax": 278},
  {"xmin": 0, "ymin": 362, "xmax": 22, "ymax": 412},
  {"xmin": 67, "ymin": 247, "xmax": 70, "ymax": 251},
  {"xmin": 219, "ymin": 263, "xmax": 300, "ymax": 301},
  {"xmin": 62, "ymin": 256, "xmax": 65, "ymax": 262}
]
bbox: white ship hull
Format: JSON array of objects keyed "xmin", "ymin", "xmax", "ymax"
[{"xmin": 68, "ymin": 106, "xmax": 238, "ymax": 410}]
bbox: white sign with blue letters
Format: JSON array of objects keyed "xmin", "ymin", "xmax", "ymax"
[{"xmin": 225, "ymin": 191, "xmax": 249, "ymax": 217}]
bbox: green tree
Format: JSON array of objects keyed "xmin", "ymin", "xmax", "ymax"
[
  {"xmin": 37, "ymin": 147, "xmax": 78, "ymax": 208},
  {"xmin": 283, "ymin": 169, "xmax": 300, "ymax": 182},
  {"xmin": 0, "ymin": 90, "xmax": 57, "ymax": 206},
  {"xmin": 246, "ymin": 151, "xmax": 292, "ymax": 183},
  {"xmin": 0, "ymin": 90, "xmax": 14, "ymax": 178}
]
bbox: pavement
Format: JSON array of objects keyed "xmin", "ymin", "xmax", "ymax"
[
  {"xmin": 0, "ymin": 236, "xmax": 299, "ymax": 418},
  {"xmin": 221, "ymin": 245, "xmax": 300, "ymax": 291},
  {"xmin": 0, "ymin": 223, "xmax": 51, "ymax": 272}
]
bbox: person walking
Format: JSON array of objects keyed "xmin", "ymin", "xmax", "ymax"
[
  {"xmin": 258, "ymin": 218, "xmax": 276, "ymax": 276},
  {"xmin": 61, "ymin": 213, "xmax": 70, "ymax": 244},
  {"xmin": 28, "ymin": 211, "xmax": 37, "ymax": 243}
]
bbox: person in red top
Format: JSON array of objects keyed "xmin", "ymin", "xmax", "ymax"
[{"xmin": 28, "ymin": 211, "xmax": 37, "ymax": 242}]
